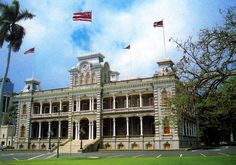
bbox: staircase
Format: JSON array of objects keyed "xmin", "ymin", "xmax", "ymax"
[{"xmin": 55, "ymin": 139, "xmax": 99, "ymax": 153}]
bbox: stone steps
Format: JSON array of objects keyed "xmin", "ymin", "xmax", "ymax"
[{"xmin": 56, "ymin": 139, "xmax": 95, "ymax": 153}]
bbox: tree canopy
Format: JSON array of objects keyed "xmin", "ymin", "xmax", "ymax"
[
  {"xmin": 171, "ymin": 7, "xmax": 236, "ymax": 96},
  {"xmin": 171, "ymin": 7, "xmax": 236, "ymax": 145}
]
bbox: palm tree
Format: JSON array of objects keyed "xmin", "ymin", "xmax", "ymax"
[{"xmin": 0, "ymin": 0, "xmax": 34, "ymax": 125}]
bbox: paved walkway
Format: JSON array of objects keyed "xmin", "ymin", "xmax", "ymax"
[{"xmin": 0, "ymin": 146, "xmax": 235, "ymax": 161}]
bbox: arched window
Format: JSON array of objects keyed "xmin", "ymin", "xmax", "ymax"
[
  {"xmin": 164, "ymin": 142, "xmax": 171, "ymax": 150},
  {"xmin": 20, "ymin": 125, "xmax": 26, "ymax": 137},
  {"xmin": 163, "ymin": 116, "xmax": 170, "ymax": 134},
  {"xmin": 22, "ymin": 104, "xmax": 27, "ymax": 115},
  {"xmin": 92, "ymin": 72, "xmax": 97, "ymax": 84},
  {"xmin": 79, "ymin": 75, "xmax": 82, "ymax": 85},
  {"xmin": 82, "ymin": 74, "xmax": 86, "ymax": 85},
  {"xmin": 74, "ymin": 74, "xmax": 78, "ymax": 85}
]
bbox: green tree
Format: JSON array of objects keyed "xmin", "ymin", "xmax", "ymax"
[
  {"xmin": 171, "ymin": 7, "xmax": 236, "ymax": 95},
  {"xmin": 197, "ymin": 78, "xmax": 236, "ymax": 145},
  {"xmin": 3, "ymin": 105, "xmax": 17, "ymax": 125},
  {"xmin": 171, "ymin": 7, "xmax": 236, "ymax": 145},
  {"xmin": 0, "ymin": 0, "xmax": 34, "ymax": 127}
]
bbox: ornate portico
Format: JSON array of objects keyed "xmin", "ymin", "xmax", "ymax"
[{"xmin": 14, "ymin": 53, "xmax": 198, "ymax": 151}]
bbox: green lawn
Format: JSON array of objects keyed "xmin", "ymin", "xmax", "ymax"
[{"xmin": 1, "ymin": 156, "xmax": 236, "ymax": 165}]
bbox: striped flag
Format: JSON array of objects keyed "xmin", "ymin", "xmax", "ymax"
[
  {"xmin": 24, "ymin": 48, "xmax": 35, "ymax": 54},
  {"xmin": 153, "ymin": 20, "xmax": 163, "ymax": 27},
  {"xmin": 73, "ymin": 11, "xmax": 92, "ymax": 22}
]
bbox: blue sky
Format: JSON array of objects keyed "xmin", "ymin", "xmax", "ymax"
[{"xmin": 0, "ymin": 0, "xmax": 235, "ymax": 92}]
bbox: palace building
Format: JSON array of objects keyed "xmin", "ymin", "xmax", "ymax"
[{"xmin": 14, "ymin": 53, "xmax": 198, "ymax": 152}]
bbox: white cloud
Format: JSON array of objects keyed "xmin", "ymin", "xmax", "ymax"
[
  {"xmin": 83, "ymin": 0, "xmax": 191, "ymax": 79},
  {"xmin": 1, "ymin": 0, "xmax": 231, "ymax": 91}
]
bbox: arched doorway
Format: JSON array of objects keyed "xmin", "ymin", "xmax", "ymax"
[{"xmin": 80, "ymin": 118, "xmax": 89, "ymax": 140}]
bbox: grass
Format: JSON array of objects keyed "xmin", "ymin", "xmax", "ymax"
[{"xmin": 1, "ymin": 156, "xmax": 236, "ymax": 165}]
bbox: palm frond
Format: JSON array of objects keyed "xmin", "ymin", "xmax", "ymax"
[
  {"xmin": 17, "ymin": 10, "xmax": 35, "ymax": 21},
  {"xmin": 0, "ymin": 24, "xmax": 8, "ymax": 47},
  {"xmin": 0, "ymin": 0, "xmax": 34, "ymax": 50},
  {"xmin": 10, "ymin": 24, "xmax": 25, "ymax": 52},
  {"xmin": 12, "ymin": 0, "xmax": 19, "ymax": 14},
  {"xmin": 0, "ymin": 2, "xmax": 9, "ymax": 11}
]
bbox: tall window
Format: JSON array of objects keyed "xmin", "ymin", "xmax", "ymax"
[
  {"xmin": 92, "ymin": 72, "xmax": 97, "ymax": 83},
  {"xmin": 20, "ymin": 125, "xmax": 26, "ymax": 137},
  {"xmin": 22, "ymin": 104, "xmax": 27, "ymax": 115},
  {"xmin": 82, "ymin": 74, "xmax": 86, "ymax": 85},
  {"xmin": 74, "ymin": 75, "xmax": 78, "ymax": 85},
  {"xmin": 163, "ymin": 116, "xmax": 170, "ymax": 134}
]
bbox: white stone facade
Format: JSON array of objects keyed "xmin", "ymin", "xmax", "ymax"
[
  {"xmin": 0, "ymin": 125, "xmax": 15, "ymax": 147},
  {"xmin": 14, "ymin": 53, "xmax": 198, "ymax": 151}
]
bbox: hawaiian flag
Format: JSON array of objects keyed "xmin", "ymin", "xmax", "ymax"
[
  {"xmin": 124, "ymin": 44, "xmax": 130, "ymax": 49},
  {"xmin": 73, "ymin": 11, "xmax": 92, "ymax": 22},
  {"xmin": 24, "ymin": 47, "xmax": 35, "ymax": 54},
  {"xmin": 153, "ymin": 20, "xmax": 163, "ymax": 27}
]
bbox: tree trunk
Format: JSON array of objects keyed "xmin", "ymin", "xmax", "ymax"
[{"xmin": 0, "ymin": 44, "xmax": 12, "ymax": 126}]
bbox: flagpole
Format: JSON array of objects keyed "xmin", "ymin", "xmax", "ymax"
[
  {"xmin": 162, "ymin": 20, "xmax": 167, "ymax": 57},
  {"xmin": 129, "ymin": 45, "xmax": 132, "ymax": 79},
  {"xmin": 31, "ymin": 51, "xmax": 35, "ymax": 79}
]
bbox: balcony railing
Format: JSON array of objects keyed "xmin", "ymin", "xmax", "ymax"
[
  {"xmin": 103, "ymin": 105, "xmax": 154, "ymax": 113},
  {"xmin": 31, "ymin": 112, "xmax": 69, "ymax": 118}
]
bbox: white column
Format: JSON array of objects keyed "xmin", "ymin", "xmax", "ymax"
[
  {"xmin": 48, "ymin": 121, "xmax": 51, "ymax": 138},
  {"xmin": 30, "ymin": 124, "xmax": 32, "ymax": 138},
  {"xmin": 92, "ymin": 122, "xmax": 94, "ymax": 139},
  {"xmin": 89, "ymin": 97, "xmax": 92, "ymax": 111},
  {"xmin": 88, "ymin": 122, "xmax": 92, "ymax": 139},
  {"xmin": 91, "ymin": 97, "xmax": 94, "ymax": 111},
  {"xmin": 113, "ymin": 94, "xmax": 116, "ymax": 109},
  {"xmin": 126, "ymin": 94, "xmax": 129, "ymax": 108},
  {"xmin": 126, "ymin": 117, "xmax": 129, "ymax": 136},
  {"xmin": 38, "ymin": 122, "xmax": 41, "ymax": 139},
  {"xmin": 78, "ymin": 98, "xmax": 81, "ymax": 111},
  {"xmin": 75, "ymin": 122, "xmax": 78, "ymax": 139},
  {"xmin": 113, "ymin": 118, "xmax": 116, "ymax": 137},
  {"xmin": 140, "ymin": 116, "xmax": 143, "ymax": 136},
  {"xmin": 75, "ymin": 100, "xmax": 78, "ymax": 111},
  {"xmin": 139, "ymin": 93, "xmax": 142, "ymax": 107},
  {"xmin": 40, "ymin": 102, "xmax": 43, "ymax": 114},
  {"xmin": 58, "ymin": 121, "xmax": 61, "ymax": 138},
  {"xmin": 49, "ymin": 101, "xmax": 52, "ymax": 114},
  {"xmin": 59, "ymin": 100, "xmax": 62, "ymax": 111}
]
